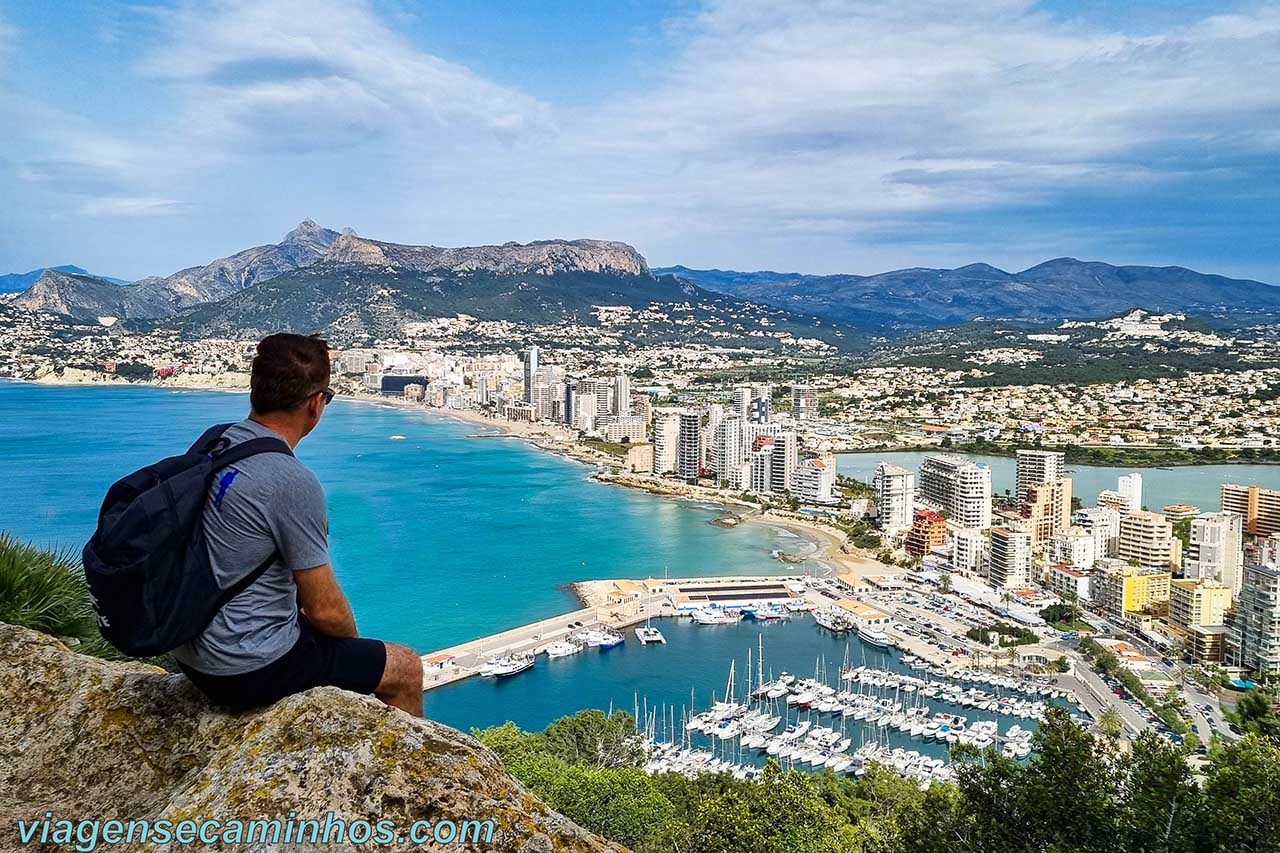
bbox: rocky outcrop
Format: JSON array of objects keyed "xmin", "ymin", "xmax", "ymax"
[
  {"xmin": 0, "ymin": 623, "xmax": 621, "ymax": 852},
  {"xmin": 323, "ymin": 234, "xmax": 650, "ymax": 277},
  {"xmin": 15, "ymin": 220, "xmax": 342, "ymax": 321}
]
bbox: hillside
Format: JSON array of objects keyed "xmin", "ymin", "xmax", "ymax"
[
  {"xmin": 0, "ymin": 265, "xmax": 127, "ymax": 293},
  {"xmin": 14, "ymin": 220, "xmax": 341, "ymax": 320},
  {"xmin": 175, "ymin": 251, "xmax": 852, "ymax": 350},
  {"xmin": 658, "ymin": 259, "xmax": 1280, "ymax": 332}
]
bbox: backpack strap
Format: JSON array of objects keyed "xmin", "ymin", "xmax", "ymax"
[
  {"xmin": 189, "ymin": 423, "xmax": 234, "ymax": 455},
  {"xmin": 210, "ymin": 435, "xmax": 295, "ymax": 471},
  {"xmin": 215, "ymin": 549, "xmax": 281, "ymax": 609}
]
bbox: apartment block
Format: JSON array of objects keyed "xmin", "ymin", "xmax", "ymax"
[
  {"xmin": 918, "ymin": 454, "xmax": 992, "ymax": 530},
  {"xmin": 1168, "ymin": 579, "xmax": 1232, "ymax": 632},
  {"xmin": 1221, "ymin": 484, "xmax": 1280, "ymax": 537}
]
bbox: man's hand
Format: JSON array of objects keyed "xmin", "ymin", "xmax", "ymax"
[{"xmin": 294, "ymin": 564, "xmax": 358, "ymax": 638}]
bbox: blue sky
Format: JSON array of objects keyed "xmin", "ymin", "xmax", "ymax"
[{"xmin": 0, "ymin": 0, "xmax": 1277, "ymax": 282}]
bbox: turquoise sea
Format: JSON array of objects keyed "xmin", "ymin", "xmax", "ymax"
[
  {"xmin": 838, "ymin": 451, "xmax": 1280, "ymax": 511},
  {"xmin": 0, "ymin": 382, "xmax": 819, "ymax": 657}
]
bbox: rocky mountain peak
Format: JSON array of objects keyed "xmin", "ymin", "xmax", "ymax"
[{"xmin": 321, "ymin": 235, "xmax": 650, "ymax": 277}]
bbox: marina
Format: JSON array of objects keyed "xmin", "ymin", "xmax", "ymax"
[{"xmin": 422, "ymin": 597, "xmax": 1083, "ymax": 785}]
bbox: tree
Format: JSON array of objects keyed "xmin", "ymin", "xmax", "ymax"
[
  {"xmin": 938, "ymin": 572, "xmax": 953, "ymax": 595},
  {"xmin": 1098, "ymin": 706, "xmax": 1124, "ymax": 741},
  {"xmin": 1226, "ymin": 689, "xmax": 1280, "ymax": 744}
]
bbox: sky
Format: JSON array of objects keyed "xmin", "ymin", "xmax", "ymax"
[{"xmin": 0, "ymin": 0, "xmax": 1277, "ymax": 282}]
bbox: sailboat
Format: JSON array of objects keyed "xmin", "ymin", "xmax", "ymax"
[{"xmin": 636, "ymin": 581, "xmax": 666, "ymax": 644}]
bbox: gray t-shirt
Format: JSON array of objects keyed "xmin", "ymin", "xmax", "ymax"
[{"xmin": 172, "ymin": 419, "xmax": 330, "ymax": 676}]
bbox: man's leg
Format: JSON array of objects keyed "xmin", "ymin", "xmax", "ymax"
[{"xmin": 376, "ymin": 642, "xmax": 424, "ymax": 716}]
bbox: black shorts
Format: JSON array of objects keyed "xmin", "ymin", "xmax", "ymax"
[{"xmin": 179, "ymin": 618, "xmax": 387, "ymax": 712}]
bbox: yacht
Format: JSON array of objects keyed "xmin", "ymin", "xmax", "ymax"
[
  {"xmin": 636, "ymin": 625, "xmax": 666, "ymax": 644},
  {"xmin": 596, "ymin": 628, "xmax": 625, "ymax": 649},
  {"xmin": 860, "ymin": 628, "xmax": 893, "ymax": 648},
  {"xmin": 544, "ymin": 639, "xmax": 583, "ymax": 658},
  {"xmin": 691, "ymin": 606, "xmax": 739, "ymax": 625},
  {"xmin": 492, "ymin": 654, "xmax": 534, "ymax": 678}
]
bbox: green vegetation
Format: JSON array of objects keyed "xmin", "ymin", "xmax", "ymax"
[
  {"xmin": 581, "ymin": 438, "xmax": 633, "ymax": 457},
  {"xmin": 966, "ymin": 621, "xmax": 1039, "ymax": 647},
  {"xmin": 0, "ymin": 533, "xmax": 130, "ymax": 660},
  {"xmin": 477, "ymin": 707, "xmax": 1280, "ymax": 853},
  {"xmin": 1226, "ymin": 689, "xmax": 1280, "ymax": 744},
  {"xmin": 0, "ymin": 533, "xmax": 170, "ymax": 667},
  {"xmin": 1039, "ymin": 602, "xmax": 1093, "ymax": 633},
  {"xmin": 113, "ymin": 361, "xmax": 155, "ymax": 381}
]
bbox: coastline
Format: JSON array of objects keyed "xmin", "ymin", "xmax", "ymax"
[{"xmin": 844, "ymin": 443, "xmax": 1280, "ymax": 469}]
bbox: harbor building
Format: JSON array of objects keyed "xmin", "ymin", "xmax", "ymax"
[
  {"xmin": 1184, "ymin": 511, "xmax": 1245, "ymax": 594},
  {"xmin": 1168, "ymin": 579, "xmax": 1232, "ymax": 632},
  {"xmin": 918, "ymin": 454, "xmax": 992, "ymax": 530},
  {"xmin": 652, "ymin": 410, "xmax": 681, "ymax": 475},
  {"xmin": 1118, "ymin": 510, "xmax": 1180, "ymax": 571},
  {"xmin": 1074, "ymin": 505, "xmax": 1121, "ymax": 558},
  {"xmin": 792, "ymin": 454, "xmax": 837, "ymax": 504},
  {"xmin": 1094, "ymin": 560, "xmax": 1172, "ymax": 621},
  {"xmin": 905, "ymin": 509, "xmax": 947, "ymax": 558},
  {"xmin": 676, "ymin": 411, "xmax": 702, "ymax": 480},
  {"xmin": 791, "ymin": 385, "xmax": 819, "ymax": 421},
  {"xmin": 952, "ymin": 528, "xmax": 985, "ymax": 576},
  {"xmin": 989, "ymin": 527, "xmax": 1033, "ymax": 590},
  {"xmin": 1228, "ymin": 563, "xmax": 1280, "ymax": 676},
  {"xmin": 1015, "ymin": 449, "xmax": 1065, "ymax": 503},
  {"xmin": 1220, "ymin": 484, "xmax": 1280, "ymax": 537},
  {"xmin": 1020, "ymin": 478, "xmax": 1072, "ymax": 547},
  {"xmin": 874, "ymin": 462, "xmax": 915, "ymax": 532}
]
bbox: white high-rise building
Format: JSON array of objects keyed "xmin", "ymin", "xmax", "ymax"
[
  {"xmin": 612, "ymin": 373, "xmax": 630, "ymax": 416},
  {"xmin": 791, "ymin": 385, "xmax": 818, "ymax": 421},
  {"xmin": 749, "ymin": 438, "xmax": 774, "ymax": 494},
  {"xmin": 570, "ymin": 388, "xmax": 598, "ymax": 432},
  {"xmin": 710, "ymin": 416, "xmax": 743, "ymax": 483},
  {"xmin": 652, "ymin": 411, "xmax": 681, "ymax": 475},
  {"xmin": 1120, "ymin": 472, "xmax": 1143, "ymax": 513},
  {"xmin": 1228, "ymin": 563, "xmax": 1280, "ymax": 676},
  {"xmin": 918, "ymin": 455, "xmax": 992, "ymax": 530},
  {"xmin": 792, "ymin": 454, "xmax": 837, "ymax": 503},
  {"xmin": 523, "ymin": 345, "xmax": 540, "ymax": 404},
  {"xmin": 1015, "ymin": 449, "xmax": 1065, "ymax": 503},
  {"xmin": 874, "ymin": 462, "xmax": 915, "ymax": 532},
  {"xmin": 676, "ymin": 411, "xmax": 702, "ymax": 480},
  {"xmin": 989, "ymin": 527, "xmax": 1033, "ymax": 590},
  {"xmin": 1186, "ymin": 511, "xmax": 1245, "ymax": 595},
  {"xmin": 952, "ymin": 528, "xmax": 985, "ymax": 576},
  {"xmin": 1051, "ymin": 526, "xmax": 1098, "ymax": 569},
  {"xmin": 1074, "ymin": 505, "xmax": 1122, "ymax": 557},
  {"xmin": 770, "ymin": 432, "xmax": 798, "ymax": 493}
]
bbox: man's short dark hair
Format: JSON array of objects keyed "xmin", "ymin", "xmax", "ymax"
[{"xmin": 250, "ymin": 333, "xmax": 332, "ymax": 414}]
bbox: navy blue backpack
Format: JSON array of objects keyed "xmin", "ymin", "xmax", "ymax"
[{"xmin": 82, "ymin": 423, "xmax": 293, "ymax": 657}]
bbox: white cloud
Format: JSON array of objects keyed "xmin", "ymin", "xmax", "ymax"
[{"xmin": 137, "ymin": 0, "xmax": 549, "ymax": 151}]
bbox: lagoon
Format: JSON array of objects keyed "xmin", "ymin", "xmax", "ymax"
[{"xmin": 838, "ymin": 451, "xmax": 1280, "ymax": 512}]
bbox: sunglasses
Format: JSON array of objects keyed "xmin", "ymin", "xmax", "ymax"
[{"xmin": 319, "ymin": 386, "xmax": 335, "ymax": 405}]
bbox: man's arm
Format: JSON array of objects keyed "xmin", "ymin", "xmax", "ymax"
[{"xmin": 294, "ymin": 564, "xmax": 358, "ymax": 638}]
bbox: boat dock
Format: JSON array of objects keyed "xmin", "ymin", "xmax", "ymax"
[{"xmin": 418, "ymin": 574, "xmax": 809, "ymax": 691}]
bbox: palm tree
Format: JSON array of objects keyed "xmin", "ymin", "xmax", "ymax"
[{"xmin": 1098, "ymin": 706, "xmax": 1123, "ymax": 740}]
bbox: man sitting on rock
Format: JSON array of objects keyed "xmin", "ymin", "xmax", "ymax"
[{"xmin": 173, "ymin": 332, "xmax": 423, "ymax": 716}]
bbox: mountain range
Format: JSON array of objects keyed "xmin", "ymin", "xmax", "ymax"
[
  {"xmin": 11, "ymin": 220, "xmax": 343, "ymax": 322},
  {"xmin": 655, "ymin": 261, "xmax": 1280, "ymax": 332},
  {"xmin": 8, "ymin": 221, "xmax": 1278, "ymax": 343},
  {"xmin": 0, "ymin": 265, "xmax": 127, "ymax": 293}
]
